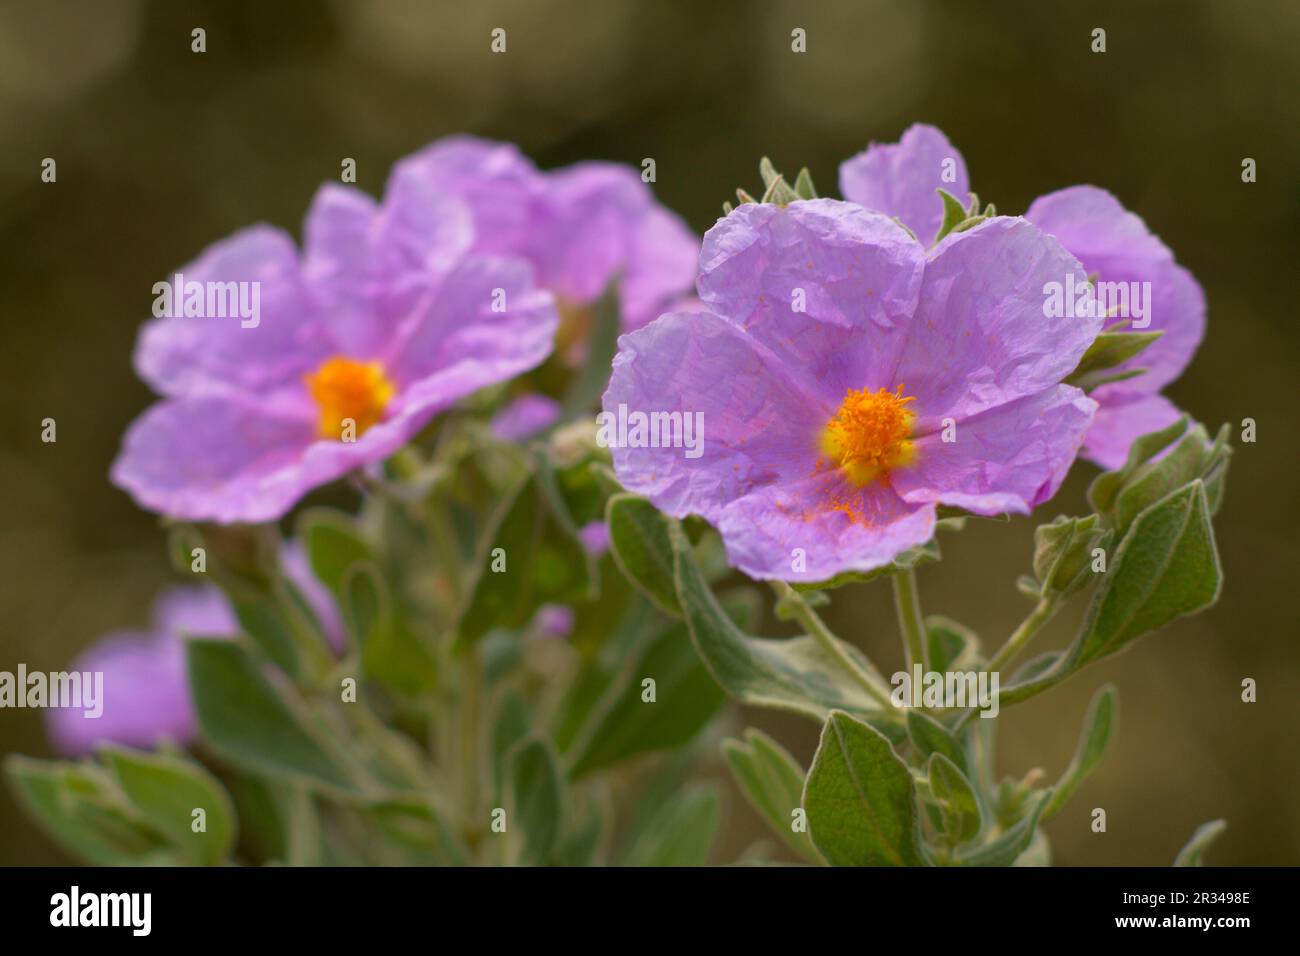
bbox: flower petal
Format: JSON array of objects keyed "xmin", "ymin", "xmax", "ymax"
[
  {"xmin": 388, "ymin": 255, "xmax": 557, "ymax": 386},
  {"xmin": 892, "ymin": 216, "xmax": 1102, "ymax": 430},
  {"xmin": 697, "ymin": 199, "xmax": 925, "ymax": 406},
  {"xmin": 893, "ymin": 385, "xmax": 1097, "ymax": 515},
  {"xmin": 1026, "ymin": 185, "xmax": 1205, "ymax": 398},
  {"xmin": 1082, "ymin": 392, "xmax": 1185, "ymax": 471},
  {"xmin": 603, "ymin": 310, "xmax": 829, "ymax": 523},
  {"xmin": 135, "ymin": 226, "xmax": 331, "ymax": 397},
  {"xmin": 302, "ymin": 182, "xmax": 472, "ymax": 356},
  {"xmin": 387, "ymin": 135, "xmax": 541, "ymax": 257},
  {"xmin": 716, "ymin": 474, "xmax": 937, "ymax": 581},
  {"xmin": 839, "ymin": 123, "xmax": 971, "ymax": 245}
]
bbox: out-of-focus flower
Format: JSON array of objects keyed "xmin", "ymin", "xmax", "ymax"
[
  {"xmin": 605, "ymin": 200, "xmax": 1099, "ymax": 581},
  {"xmin": 389, "ymin": 135, "xmax": 699, "ymax": 335},
  {"xmin": 112, "ymin": 172, "xmax": 557, "ymax": 523},
  {"xmin": 47, "ymin": 546, "xmax": 343, "ymax": 755},
  {"xmin": 840, "ymin": 124, "xmax": 1205, "ymax": 469},
  {"xmin": 490, "ymin": 393, "xmax": 561, "ymax": 443}
]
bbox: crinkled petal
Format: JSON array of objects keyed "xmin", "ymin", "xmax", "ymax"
[
  {"xmin": 603, "ymin": 311, "xmax": 829, "ymax": 523},
  {"xmin": 893, "ymin": 217, "xmax": 1102, "ymax": 430},
  {"xmin": 389, "ymin": 255, "xmax": 557, "ymax": 385},
  {"xmin": 716, "ymin": 474, "xmax": 937, "ymax": 581},
  {"xmin": 1083, "ymin": 392, "xmax": 1185, "ymax": 471},
  {"xmin": 111, "ymin": 379, "xmax": 467, "ymax": 523},
  {"xmin": 697, "ymin": 199, "xmax": 924, "ymax": 406},
  {"xmin": 839, "ymin": 123, "xmax": 971, "ymax": 245},
  {"xmin": 893, "ymin": 385, "xmax": 1097, "ymax": 515},
  {"xmin": 388, "ymin": 135, "xmax": 542, "ymax": 257},
  {"xmin": 135, "ymin": 226, "xmax": 332, "ymax": 396},
  {"xmin": 302, "ymin": 182, "xmax": 473, "ymax": 356},
  {"xmin": 1026, "ymin": 185, "xmax": 1205, "ymax": 398}
]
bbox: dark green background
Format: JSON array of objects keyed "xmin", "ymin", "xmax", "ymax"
[{"xmin": 1, "ymin": 0, "xmax": 1296, "ymax": 865}]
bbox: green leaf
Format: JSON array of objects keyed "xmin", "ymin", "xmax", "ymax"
[
  {"xmin": 298, "ymin": 508, "xmax": 373, "ymax": 598},
  {"xmin": 457, "ymin": 469, "xmax": 592, "ymax": 646},
  {"xmin": 1042, "ymin": 684, "xmax": 1117, "ymax": 820},
  {"xmin": 505, "ymin": 737, "xmax": 564, "ymax": 866},
  {"xmin": 760, "ymin": 173, "xmax": 799, "ymax": 206},
  {"xmin": 1173, "ymin": 818, "xmax": 1228, "ymax": 866},
  {"xmin": 4, "ymin": 757, "xmax": 171, "ymax": 865},
  {"xmin": 907, "ymin": 710, "xmax": 968, "ymax": 775},
  {"xmin": 956, "ymin": 790, "xmax": 1050, "ymax": 866},
  {"xmin": 672, "ymin": 523, "xmax": 897, "ymax": 730},
  {"xmin": 343, "ymin": 562, "xmax": 438, "ymax": 696},
  {"xmin": 1032, "ymin": 514, "xmax": 1106, "ymax": 598},
  {"xmin": 928, "ymin": 753, "xmax": 982, "ymax": 845},
  {"xmin": 566, "ymin": 620, "xmax": 726, "ymax": 777},
  {"xmin": 102, "ymin": 747, "xmax": 237, "ymax": 866},
  {"xmin": 722, "ymin": 728, "xmax": 821, "ymax": 864},
  {"xmin": 1112, "ymin": 424, "xmax": 1225, "ymax": 535},
  {"xmin": 803, "ymin": 711, "xmax": 926, "ymax": 866},
  {"xmin": 606, "ymin": 493, "xmax": 682, "ymax": 616},
  {"xmin": 228, "ymin": 595, "xmax": 302, "ymax": 676},
  {"xmin": 793, "ymin": 166, "xmax": 818, "ymax": 200},
  {"xmin": 933, "ymin": 188, "xmax": 969, "ymax": 245},
  {"xmin": 559, "ymin": 281, "xmax": 621, "ymax": 421},
  {"xmin": 1076, "ymin": 481, "xmax": 1221, "ymax": 667},
  {"xmin": 366, "ymin": 796, "xmax": 467, "ymax": 865},
  {"xmin": 926, "ymin": 617, "xmax": 981, "ymax": 671},
  {"xmin": 1088, "ymin": 415, "xmax": 1190, "ymax": 517},
  {"xmin": 1064, "ymin": 330, "xmax": 1163, "ymax": 391},
  {"xmin": 187, "ymin": 639, "xmax": 360, "ymax": 793},
  {"xmin": 621, "ymin": 783, "xmax": 720, "ymax": 866}
]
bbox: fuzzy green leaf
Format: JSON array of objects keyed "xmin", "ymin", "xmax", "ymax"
[{"xmin": 804, "ymin": 711, "xmax": 926, "ymax": 866}]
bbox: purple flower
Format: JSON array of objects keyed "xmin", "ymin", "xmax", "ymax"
[
  {"xmin": 46, "ymin": 547, "xmax": 344, "ymax": 755},
  {"xmin": 389, "ymin": 135, "xmax": 699, "ymax": 334},
  {"xmin": 490, "ymin": 393, "xmax": 561, "ymax": 443},
  {"xmin": 531, "ymin": 604, "xmax": 576, "ymax": 640},
  {"xmin": 604, "ymin": 200, "xmax": 1100, "ymax": 582},
  {"xmin": 46, "ymin": 587, "xmax": 235, "ymax": 756},
  {"xmin": 577, "ymin": 520, "xmax": 610, "ymax": 557},
  {"xmin": 112, "ymin": 176, "xmax": 558, "ymax": 523},
  {"xmin": 840, "ymin": 124, "xmax": 1205, "ymax": 469}
]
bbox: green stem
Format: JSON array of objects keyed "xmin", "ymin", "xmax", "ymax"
[
  {"xmin": 892, "ymin": 569, "xmax": 928, "ymax": 673},
  {"xmin": 456, "ymin": 648, "xmax": 483, "ymax": 837},
  {"xmin": 987, "ymin": 598, "xmax": 1058, "ymax": 673},
  {"xmin": 770, "ymin": 582, "xmax": 895, "ymax": 710}
]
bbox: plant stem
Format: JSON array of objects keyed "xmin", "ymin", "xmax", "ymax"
[
  {"xmin": 987, "ymin": 597, "xmax": 1058, "ymax": 673},
  {"xmin": 456, "ymin": 648, "xmax": 482, "ymax": 838},
  {"xmin": 892, "ymin": 569, "xmax": 928, "ymax": 673},
  {"xmin": 770, "ymin": 582, "xmax": 895, "ymax": 710}
]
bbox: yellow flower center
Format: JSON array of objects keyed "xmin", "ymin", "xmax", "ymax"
[
  {"xmin": 304, "ymin": 356, "xmax": 395, "ymax": 440},
  {"xmin": 821, "ymin": 385, "xmax": 917, "ymax": 486}
]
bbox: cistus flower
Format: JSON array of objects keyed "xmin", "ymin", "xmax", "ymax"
[
  {"xmin": 840, "ymin": 123, "xmax": 1206, "ymax": 469},
  {"xmin": 112, "ymin": 177, "xmax": 558, "ymax": 523},
  {"xmin": 46, "ymin": 547, "xmax": 342, "ymax": 756},
  {"xmin": 604, "ymin": 200, "xmax": 1101, "ymax": 581},
  {"xmin": 389, "ymin": 135, "xmax": 699, "ymax": 338},
  {"xmin": 490, "ymin": 393, "xmax": 561, "ymax": 443}
]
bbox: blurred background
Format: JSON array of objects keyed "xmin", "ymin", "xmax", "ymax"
[{"xmin": 1, "ymin": 0, "xmax": 1296, "ymax": 865}]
